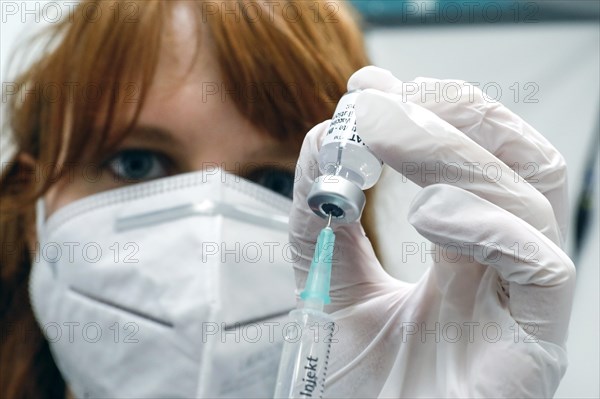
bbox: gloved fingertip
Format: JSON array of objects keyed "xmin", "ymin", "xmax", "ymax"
[
  {"xmin": 406, "ymin": 185, "xmax": 435, "ymax": 229},
  {"xmin": 354, "ymin": 89, "xmax": 404, "ymax": 142},
  {"xmin": 352, "ymin": 89, "xmax": 414, "ymax": 170},
  {"xmin": 348, "ymin": 65, "xmax": 403, "ymax": 93},
  {"xmin": 354, "ymin": 89, "xmax": 394, "ymax": 121}
]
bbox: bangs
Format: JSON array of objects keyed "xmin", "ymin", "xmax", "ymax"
[{"xmin": 56, "ymin": 0, "xmax": 168, "ymax": 162}]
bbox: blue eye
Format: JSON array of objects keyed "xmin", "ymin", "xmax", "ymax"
[
  {"xmin": 246, "ymin": 168, "xmax": 295, "ymax": 199},
  {"xmin": 107, "ymin": 149, "xmax": 169, "ymax": 182}
]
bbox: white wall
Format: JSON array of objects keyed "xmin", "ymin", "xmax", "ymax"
[
  {"xmin": 365, "ymin": 22, "xmax": 600, "ymax": 398},
  {"xmin": 2, "ymin": 0, "xmax": 67, "ymax": 160}
]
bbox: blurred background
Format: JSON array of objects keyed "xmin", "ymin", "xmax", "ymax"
[
  {"xmin": 351, "ymin": 2, "xmax": 599, "ymax": 397},
  {"xmin": 2, "ymin": 0, "xmax": 599, "ymax": 397}
]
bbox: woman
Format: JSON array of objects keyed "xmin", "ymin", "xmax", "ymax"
[
  {"xmin": 2, "ymin": 0, "xmax": 576, "ymax": 397},
  {"xmin": 1, "ymin": 1, "xmax": 370, "ymax": 397}
]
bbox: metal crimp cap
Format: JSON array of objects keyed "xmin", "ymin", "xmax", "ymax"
[{"xmin": 307, "ymin": 175, "xmax": 366, "ymax": 223}]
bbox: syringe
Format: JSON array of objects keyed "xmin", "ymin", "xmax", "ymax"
[{"xmin": 274, "ymin": 214, "xmax": 336, "ymax": 399}]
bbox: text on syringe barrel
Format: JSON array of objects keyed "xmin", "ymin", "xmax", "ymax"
[{"xmin": 273, "ymin": 309, "xmax": 335, "ymax": 398}]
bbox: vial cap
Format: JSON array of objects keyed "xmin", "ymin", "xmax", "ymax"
[{"xmin": 307, "ymin": 175, "xmax": 366, "ymax": 223}]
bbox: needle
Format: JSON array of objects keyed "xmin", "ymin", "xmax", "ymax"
[{"xmin": 326, "ymin": 212, "xmax": 332, "ymax": 228}]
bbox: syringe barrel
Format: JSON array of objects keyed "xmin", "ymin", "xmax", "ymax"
[{"xmin": 273, "ymin": 308, "xmax": 335, "ymax": 399}]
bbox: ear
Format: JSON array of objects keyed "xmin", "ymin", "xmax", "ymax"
[{"xmin": 17, "ymin": 152, "xmax": 37, "ymax": 168}]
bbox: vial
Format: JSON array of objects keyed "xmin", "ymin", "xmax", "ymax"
[{"xmin": 307, "ymin": 90, "xmax": 383, "ymax": 223}]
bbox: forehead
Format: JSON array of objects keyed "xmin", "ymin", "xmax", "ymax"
[
  {"xmin": 95, "ymin": 3, "xmax": 217, "ymax": 147},
  {"xmin": 153, "ymin": 3, "xmax": 214, "ymax": 90},
  {"xmin": 139, "ymin": 3, "xmax": 223, "ymax": 124}
]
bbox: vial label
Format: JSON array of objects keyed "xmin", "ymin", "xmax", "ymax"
[{"xmin": 322, "ymin": 91, "xmax": 366, "ymax": 147}]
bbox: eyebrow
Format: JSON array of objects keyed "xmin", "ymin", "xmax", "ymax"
[{"xmin": 125, "ymin": 125, "xmax": 179, "ymax": 147}]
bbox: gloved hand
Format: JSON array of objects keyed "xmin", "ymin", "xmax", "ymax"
[{"xmin": 289, "ymin": 66, "xmax": 576, "ymax": 398}]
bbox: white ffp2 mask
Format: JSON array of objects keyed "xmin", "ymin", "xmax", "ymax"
[{"xmin": 29, "ymin": 170, "xmax": 297, "ymax": 398}]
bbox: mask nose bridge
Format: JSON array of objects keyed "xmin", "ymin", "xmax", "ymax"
[
  {"xmin": 115, "ymin": 200, "xmax": 218, "ymax": 232},
  {"xmin": 115, "ymin": 200, "xmax": 289, "ymax": 232}
]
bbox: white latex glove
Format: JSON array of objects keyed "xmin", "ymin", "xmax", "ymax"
[{"xmin": 289, "ymin": 66, "xmax": 576, "ymax": 398}]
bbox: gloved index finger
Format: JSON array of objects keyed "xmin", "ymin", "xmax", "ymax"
[
  {"xmin": 347, "ymin": 66, "xmax": 568, "ymax": 243},
  {"xmin": 354, "ymin": 89, "xmax": 562, "ymax": 246},
  {"xmin": 410, "ymin": 76, "xmax": 569, "ymax": 242}
]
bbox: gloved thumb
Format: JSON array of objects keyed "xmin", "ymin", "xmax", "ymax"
[{"xmin": 347, "ymin": 65, "xmax": 404, "ymax": 94}]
